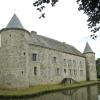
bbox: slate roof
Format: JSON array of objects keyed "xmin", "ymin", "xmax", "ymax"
[
  {"xmin": 6, "ymin": 14, "xmax": 84, "ymax": 57},
  {"xmin": 29, "ymin": 34, "xmax": 84, "ymax": 57},
  {"xmin": 6, "ymin": 14, "xmax": 24, "ymax": 29},
  {"xmin": 83, "ymin": 42, "xmax": 94, "ymax": 53}
]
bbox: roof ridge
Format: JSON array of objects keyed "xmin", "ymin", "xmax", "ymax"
[
  {"xmin": 37, "ymin": 34, "xmax": 72, "ymax": 46},
  {"xmin": 30, "ymin": 34, "xmax": 83, "ymax": 57}
]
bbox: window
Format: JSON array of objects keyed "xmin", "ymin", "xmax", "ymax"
[
  {"xmin": 69, "ymin": 69, "xmax": 72, "ymax": 75},
  {"xmin": 80, "ymin": 61, "xmax": 82, "ymax": 67},
  {"xmin": 9, "ymin": 34, "xmax": 11, "ymax": 37},
  {"xmin": 64, "ymin": 69, "xmax": 66, "ymax": 73},
  {"xmin": 53, "ymin": 57, "xmax": 56, "ymax": 63},
  {"xmin": 69, "ymin": 69, "xmax": 73, "ymax": 75},
  {"xmin": 57, "ymin": 68, "xmax": 60, "ymax": 75},
  {"xmin": 74, "ymin": 69, "xmax": 77, "ymax": 75},
  {"xmin": 80, "ymin": 70, "xmax": 83, "ymax": 76},
  {"xmin": 34, "ymin": 67, "xmax": 37, "ymax": 76},
  {"xmin": 22, "ymin": 71, "xmax": 23, "ymax": 75},
  {"xmin": 32, "ymin": 53, "xmax": 37, "ymax": 61},
  {"xmin": 24, "ymin": 52, "xmax": 26, "ymax": 55},
  {"xmin": 73, "ymin": 60, "xmax": 76, "ymax": 67},
  {"xmin": 64, "ymin": 59, "xmax": 66, "ymax": 64},
  {"xmin": 68, "ymin": 60, "xmax": 72, "ymax": 66}
]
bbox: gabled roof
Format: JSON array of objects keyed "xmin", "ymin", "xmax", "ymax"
[
  {"xmin": 29, "ymin": 33, "xmax": 85, "ymax": 57},
  {"xmin": 5, "ymin": 14, "xmax": 85, "ymax": 57},
  {"xmin": 6, "ymin": 14, "xmax": 24, "ymax": 29},
  {"xmin": 83, "ymin": 42, "xmax": 94, "ymax": 53}
]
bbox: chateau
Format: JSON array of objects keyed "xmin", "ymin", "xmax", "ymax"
[{"xmin": 0, "ymin": 14, "xmax": 97, "ymax": 89}]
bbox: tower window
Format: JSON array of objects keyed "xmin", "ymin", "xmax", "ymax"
[
  {"xmin": 34, "ymin": 67, "xmax": 37, "ymax": 76},
  {"xmin": 9, "ymin": 34, "xmax": 11, "ymax": 37},
  {"xmin": 80, "ymin": 70, "xmax": 83, "ymax": 76},
  {"xmin": 24, "ymin": 52, "xmax": 26, "ymax": 55},
  {"xmin": 22, "ymin": 71, "xmax": 23, "ymax": 75},
  {"xmin": 32, "ymin": 53, "xmax": 37, "ymax": 61},
  {"xmin": 64, "ymin": 69, "xmax": 66, "ymax": 73},
  {"xmin": 57, "ymin": 68, "xmax": 60, "ymax": 75},
  {"xmin": 53, "ymin": 57, "xmax": 56, "ymax": 63}
]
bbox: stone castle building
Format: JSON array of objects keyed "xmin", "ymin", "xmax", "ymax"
[{"xmin": 0, "ymin": 14, "xmax": 97, "ymax": 89}]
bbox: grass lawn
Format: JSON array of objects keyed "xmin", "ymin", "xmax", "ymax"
[
  {"xmin": 98, "ymin": 78, "xmax": 100, "ymax": 81},
  {"xmin": 0, "ymin": 80, "xmax": 99, "ymax": 98}
]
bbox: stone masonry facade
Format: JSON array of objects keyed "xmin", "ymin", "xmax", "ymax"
[{"xmin": 0, "ymin": 14, "xmax": 97, "ymax": 89}]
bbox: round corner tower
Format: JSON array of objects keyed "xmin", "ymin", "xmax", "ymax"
[
  {"xmin": 83, "ymin": 42, "xmax": 97, "ymax": 81},
  {"xmin": 0, "ymin": 14, "xmax": 30, "ymax": 89}
]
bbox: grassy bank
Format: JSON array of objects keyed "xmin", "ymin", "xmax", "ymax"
[{"xmin": 0, "ymin": 81, "xmax": 100, "ymax": 98}]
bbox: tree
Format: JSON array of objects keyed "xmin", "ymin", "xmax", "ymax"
[
  {"xmin": 77, "ymin": 0, "xmax": 100, "ymax": 33},
  {"xmin": 33, "ymin": 0, "xmax": 100, "ymax": 38},
  {"xmin": 96, "ymin": 58, "xmax": 100, "ymax": 78},
  {"xmin": 33, "ymin": 0, "xmax": 59, "ymax": 18},
  {"xmin": 33, "ymin": 0, "xmax": 59, "ymax": 7}
]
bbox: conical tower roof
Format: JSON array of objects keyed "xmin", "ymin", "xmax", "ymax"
[
  {"xmin": 83, "ymin": 42, "xmax": 94, "ymax": 53},
  {"xmin": 6, "ymin": 14, "xmax": 24, "ymax": 29}
]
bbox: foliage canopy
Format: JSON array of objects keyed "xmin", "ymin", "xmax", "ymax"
[
  {"xmin": 33, "ymin": 0, "xmax": 59, "ymax": 19},
  {"xmin": 96, "ymin": 58, "xmax": 100, "ymax": 78},
  {"xmin": 33, "ymin": 0, "xmax": 100, "ymax": 39},
  {"xmin": 77, "ymin": 0, "xmax": 100, "ymax": 33}
]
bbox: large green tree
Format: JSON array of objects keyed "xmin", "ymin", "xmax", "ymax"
[
  {"xmin": 96, "ymin": 58, "xmax": 100, "ymax": 78},
  {"xmin": 77, "ymin": 0, "xmax": 100, "ymax": 33},
  {"xmin": 33, "ymin": 0, "xmax": 100, "ymax": 38}
]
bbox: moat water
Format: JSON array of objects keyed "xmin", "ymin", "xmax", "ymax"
[{"xmin": 1, "ymin": 84, "xmax": 100, "ymax": 100}]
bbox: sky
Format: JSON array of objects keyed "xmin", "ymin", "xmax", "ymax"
[{"xmin": 0, "ymin": 0, "xmax": 100, "ymax": 59}]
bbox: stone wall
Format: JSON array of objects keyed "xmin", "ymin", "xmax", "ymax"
[
  {"xmin": 28, "ymin": 44, "xmax": 86, "ymax": 86},
  {"xmin": 0, "ymin": 29, "xmax": 29, "ymax": 89},
  {"xmin": 84, "ymin": 53, "xmax": 97, "ymax": 80},
  {"xmin": 0, "ymin": 28, "xmax": 87, "ymax": 88}
]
